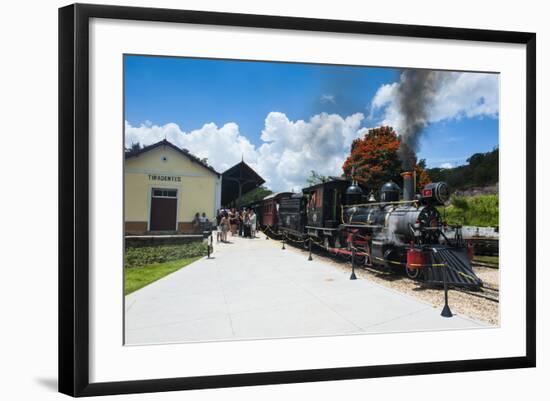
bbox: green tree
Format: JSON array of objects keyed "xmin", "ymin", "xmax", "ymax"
[
  {"xmin": 425, "ymin": 147, "xmax": 499, "ymax": 190},
  {"xmin": 125, "ymin": 142, "xmax": 142, "ymax": 155},
  {"xmin": 239, "ymin": 186, "xmax": 273, "ymax": 205},
  {"xmin": 306, "ymin": 170, "xmax": 330, "ymax": 186}
]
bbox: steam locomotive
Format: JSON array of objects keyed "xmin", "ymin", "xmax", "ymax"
[{"xmin": 255, "ymin": 171, "xmax": 483, "ymax": 289}]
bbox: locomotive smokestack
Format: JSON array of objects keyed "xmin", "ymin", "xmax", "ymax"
[{"xmin": 401, "ymin": 171, "xmax": 414, "ymax": 201}]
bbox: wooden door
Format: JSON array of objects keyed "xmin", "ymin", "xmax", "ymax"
[{"xmin": 150, "ymin": 188, "xmax": 177, "ymax": 231}]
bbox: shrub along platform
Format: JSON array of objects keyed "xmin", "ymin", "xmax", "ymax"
[
  {"xmin": 125, "ymin": 234, "xmax": 207, "ymax": 248},
  {"xmin": 125, "ymin": 242, "xmax": 208, "ymax": 268}
]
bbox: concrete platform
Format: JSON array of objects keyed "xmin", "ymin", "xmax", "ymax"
[{"xmin": 125, "ymin": 233, "xmax": 487, "ymax": 345}]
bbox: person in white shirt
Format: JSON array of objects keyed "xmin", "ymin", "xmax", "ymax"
[{"xmin": 249, "ymin": 210, "xmax": 257, "ymax": 238}]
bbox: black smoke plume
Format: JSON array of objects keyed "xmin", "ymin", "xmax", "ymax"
[{"xmin": 395, "ymin": 69, "xmax": 443, "ymax": 170}]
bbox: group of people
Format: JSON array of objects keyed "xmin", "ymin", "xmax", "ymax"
[
  {"xmin": 216, "ymin": 208, "xmax": 257, "ymax": 243},
  {"xmin": 191, "ymin": 212, "xmax": 210, "ymax": 233}
]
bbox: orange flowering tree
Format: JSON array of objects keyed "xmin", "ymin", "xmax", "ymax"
[
  {"xmin": 342, "ymin": 126, "xmax": 431, "ymax": 193},
  {"xmin": 415, "ymin": 159, "xmax": 432, "ymax": 191}
]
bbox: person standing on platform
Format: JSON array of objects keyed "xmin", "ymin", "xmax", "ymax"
[
  {"xmin": 238, "ymin": 209, "xmax": 245, "ymax": 237},
  {"xmin": 243, "ymin": 210, "xmax": 251, "ymax": 238},
  {"xmin": 216, "ymin": 209, "xmax": 222, "ymax": 242},
  {"xmin": 229, "ymin": 208, "xmax": 238, "ymax": 236},
  {"xmin": 249, "ymin": 209, "xmax": 257, "ymax": 239},
  {"xmin": 220, "ymin": 211, "xmax": 230, "ymax": 243}
]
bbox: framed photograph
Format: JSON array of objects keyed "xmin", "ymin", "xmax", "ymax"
[{"xmin": 59, "ymin": 3, "xmax": 536, "ymax": 397}]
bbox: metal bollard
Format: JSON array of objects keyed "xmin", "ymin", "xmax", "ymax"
[
  {"xmin": 440, "ymin": 262, "xmax": 453, "ymax": 317},
  {"xmin": 308, "ymin": 238, "xmax": 313, "ymax": 261},
  {"xmin": 282, "ymin": 235, "xmax": 286, "ymax": 250},
  {"xmin": 350, "ymin": 247, "xmax": 357, "ymax": 280}
]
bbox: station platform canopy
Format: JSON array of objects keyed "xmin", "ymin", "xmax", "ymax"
[{"xmin": 221, "ymin": 160, "xmax": 265, "ymax": 207}]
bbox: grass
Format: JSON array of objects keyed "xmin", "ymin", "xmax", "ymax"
[
  {"xmin": 438, "ymin": 194, "xmax": 499, "ymax": 227},
  {"xmin": 124, "ymin": 242, "xmax": 208, "ymax": 294},
  {"xmin": 124, "ymin": 256, "xmax": 202, "ymax": 295}
]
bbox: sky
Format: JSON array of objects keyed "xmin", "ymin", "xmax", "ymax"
[{"xmin": 124, "ymin": 55, "xmax": 499, "ymax": 192}]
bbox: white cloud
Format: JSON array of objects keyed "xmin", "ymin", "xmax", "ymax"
[
  {"xmin": 320, "ymin": 94, "xmax": 336, "ymax": 104},
  {"xmin": 125, "ymin": 111, "xmax": 366, "ymax": 192},
  {"xmin": 370, "ymin": 71, "xmax": 499, "ymax": 133},
  {"xmin": 125, "ymin": 121, "xmax": 258, "ymax": 173},
  {"xmin": 440, "ymin": 162, "xmax": 454, "ymax": 169},
  {"xmin": 370, "ymin": 82, "xmax": 398, "ymax": 110},
  {"xmin": 257, "ymin": 112, "xmax": 364, "ymax": 191}
]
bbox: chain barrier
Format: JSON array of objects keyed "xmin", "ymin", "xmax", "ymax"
[
  {"xmin": 281, "ymin": 231, "xmax": 309, "ymax": 244},
  {"xmin": 261, "ymin": 225, "xmax": 282, "ymax": 238}
]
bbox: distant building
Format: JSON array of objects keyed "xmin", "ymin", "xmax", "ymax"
[
  {"xmin": 124, "ymin": 139, "xmax": 221, "ymax": 234},
  {"xmin": 221, "ymin": 160, "xmax": 265, "ymax": 207}
]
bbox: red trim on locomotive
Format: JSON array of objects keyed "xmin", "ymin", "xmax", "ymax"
[{"xmin": 407, "ymin": 248, "xmax": 427, "ymax": 269}]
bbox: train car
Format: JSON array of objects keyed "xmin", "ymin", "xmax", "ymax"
[
  {"xmin": 301, "ymin": 178, "xmax": 359, "ymax": 248},
  {"xmin": 278, "ymin": 193, "xmax": 308, "ymax": 239},
  {"xmin": 260, "ymin": 192, "xmax": 293, "ymax": 230}
]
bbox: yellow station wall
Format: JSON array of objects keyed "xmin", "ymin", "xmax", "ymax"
[{"xmin": 124, "ymin": 145, "xmax": 220, "ymax": 234}]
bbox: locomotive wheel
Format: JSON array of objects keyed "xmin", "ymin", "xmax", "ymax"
[
  {"xmin": 405, "ymin": 267, "xmax": 421, "ymax": 280},
  {"xmin": 323, "ymin": 237, "xmax": 331, "ymax": 250}
]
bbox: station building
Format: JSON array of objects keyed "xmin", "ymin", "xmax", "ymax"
[{"xmin": 124, "ymin": 139, "xmax": 221, "ymax": 234}]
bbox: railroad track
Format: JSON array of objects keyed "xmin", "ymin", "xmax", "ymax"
[
  {"xmin": 452, "ymin": 284, "xmax": 499, "ymax": 303},
  {"xmin": 472, "ymin": 261, "xmax": 499, "ymax": 269}
]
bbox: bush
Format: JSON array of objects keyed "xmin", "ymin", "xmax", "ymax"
[
  {"xmin": 451, "ymin": 195, "xmax": 469, "ymax": 210},
  {"xmin": 439, "ymin": 194, "xmax": 499, "ymax": 227},
  {"xmin": 125, "ymin": 242, "xmax": 208, "ymax": 268}
]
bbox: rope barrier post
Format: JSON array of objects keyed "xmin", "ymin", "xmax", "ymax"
[
  {"xmin": 207, "ymin": 234, "xmax": 212, "ymax": 259},
  {"xmin": 265, "ymin": 227, "xmax": 269, "ymax": 240},
  {"xmin": 308, "ymin": 238, "xmax": 313, "ymax": 261},
  {"xmin": 441, "ymin": 261, "xmax": 453, "ymax": 318},
  {"xmin": 350, "ymin": 247, "xmax": 357, "ymax": 280},
  {"xmin": 282, "ymin": 234, "xmax": 286, "ymax": 250}
]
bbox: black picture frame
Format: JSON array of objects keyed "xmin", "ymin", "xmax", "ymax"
[{"xmin": 59, "ymin": 3, "xmax": 536, "ymax": 397}]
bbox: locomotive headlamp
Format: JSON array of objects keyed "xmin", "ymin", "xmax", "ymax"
[{"xmin": 421, "ymin": 182, "xmax": 450, "ymax": 205}]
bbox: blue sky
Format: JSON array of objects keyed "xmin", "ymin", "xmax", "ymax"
[{"xmin": 124, "ymin": 55, "xmax": 499, "ymax": 191}]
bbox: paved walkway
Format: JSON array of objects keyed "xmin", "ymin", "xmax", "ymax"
[{"xmin": 125, "ymin": 233, "xmax": 486, "ymax": 345}]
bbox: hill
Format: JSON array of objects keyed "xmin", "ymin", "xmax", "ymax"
[{"xmin": 426, "ymin": 147, "xmax": 498, "ymax": 191}]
